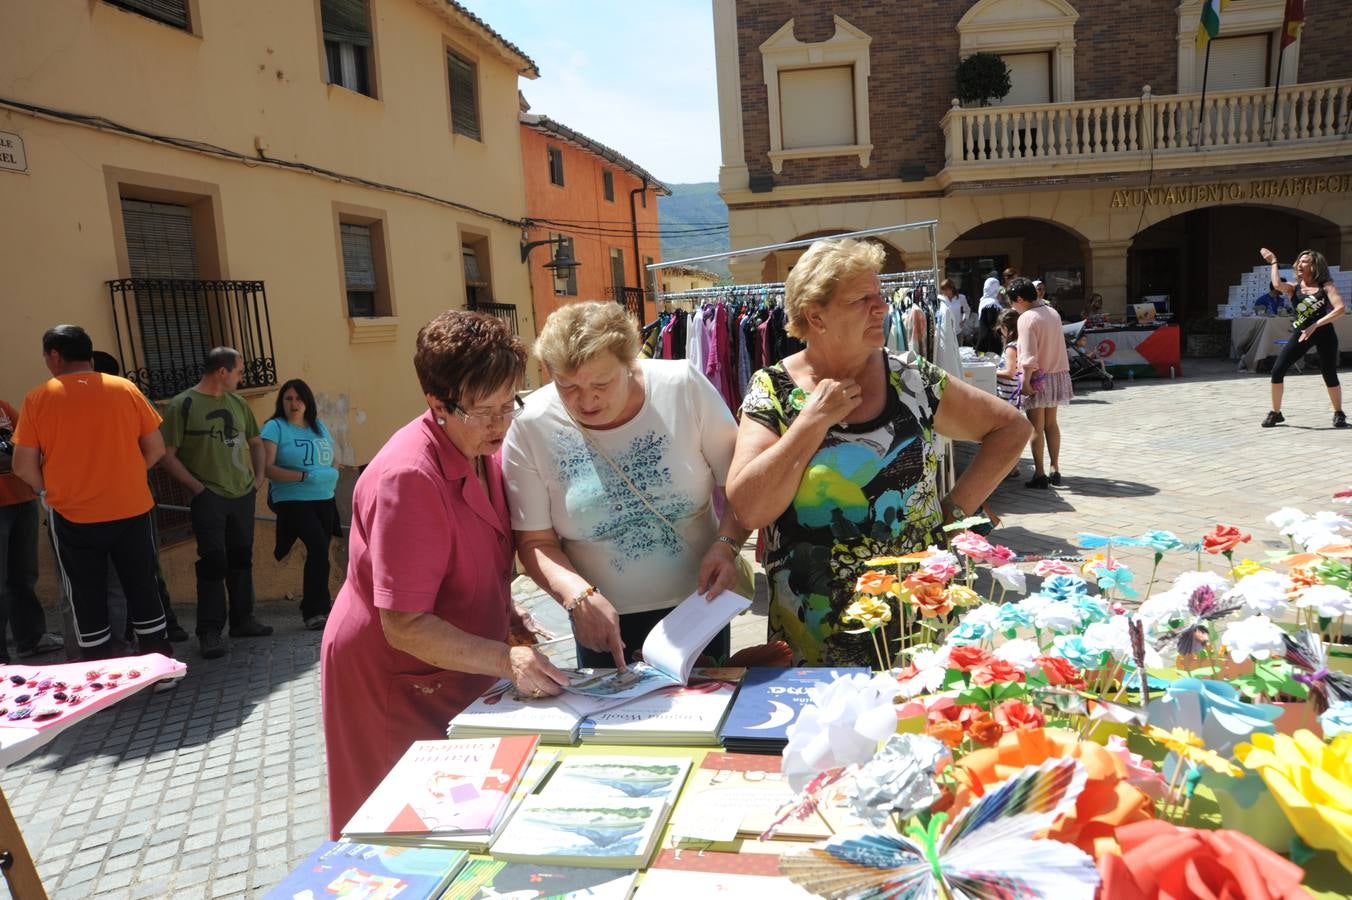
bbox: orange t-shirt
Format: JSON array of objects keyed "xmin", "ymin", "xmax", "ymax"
[
  {"xmin": 0, "ymin": 399, "xmax": 36, "ymax": 507},
  {"xmin": 12, "ymin": 373, "xmax": 162, "ymax": 523}
]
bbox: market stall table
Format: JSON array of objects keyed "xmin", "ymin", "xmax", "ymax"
[
  {"xmin": 1230, "ymin": 315, "xmax": 1352, "ymax": 372},
  {"xmin": 1082, "ymin": 323, "xmax": 1181, "ymax": 378}
]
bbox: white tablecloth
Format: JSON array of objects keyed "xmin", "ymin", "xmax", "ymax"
[{"xmin": 1230, "ymin": 316, "xmax": 1352, "ymax": 372}]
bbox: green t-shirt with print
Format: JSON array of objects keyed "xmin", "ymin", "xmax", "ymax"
[{"xmin": 160, "ymin": 389, "xmax": 260, "ymax": 499}]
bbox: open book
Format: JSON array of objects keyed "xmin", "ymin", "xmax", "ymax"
[{"xmin": 559, "ymin": 590, "xmax": 750, "ymax": 712}]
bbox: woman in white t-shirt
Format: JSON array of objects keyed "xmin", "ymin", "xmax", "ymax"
[{"xmin": 503, "ymin": 301, "xmax": 750, "ymax": 669}]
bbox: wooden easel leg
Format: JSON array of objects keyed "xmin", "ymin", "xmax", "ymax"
[{"xmin": 0, "ymin": 786, "xmax": 47, "ymax": 900}]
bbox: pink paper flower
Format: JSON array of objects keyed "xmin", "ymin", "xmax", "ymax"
[
  {"xmin": 951, "ymin": 530, "xmax": 994, "ymax": 561},
  {"xmin": 1035, "ymin": 559, "xmax": 1075, "ymax": 577},
  {"xmin": 1104, "ymin": 735, "xmax": 1169, "ymax": 800}
]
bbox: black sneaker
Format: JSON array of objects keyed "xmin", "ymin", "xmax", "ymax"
[
  {"xmin": 229, "ymin": 618, "xmax": 274, "ymax": 638},
  {"xmin": 166, "ymin": 623, "xmax": 190, "ymax": 643},
  {"xmin": 199, "ymin": 632, "xmax": 226, "ymax": 660},
  {"xmin": 1048, "ymin": 471, "xmax": 1063, "ymax": 486},
  {"xmin": 1025, "ymin": 474, "xmax": 1050, "ymax": 489},
  {"xmin": 1261, "ymin": 410, "xmax": 1285, "ymax": 428},
  {"xmin": 1335, "ymin": 411, "xmax": 1349, "ymax": 429}
]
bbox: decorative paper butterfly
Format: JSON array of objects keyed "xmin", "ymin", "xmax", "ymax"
[
  {"xmin": 1153, "ymin": 585, "xmax": 1242, "ymax": 655},
  {"xmin": 1282, "ymin": 629, "xmax": 1352, "ymax": 714},
  {"xmin": 778, "ymin": 758, "xmax": 1100, "ymax": 899}
]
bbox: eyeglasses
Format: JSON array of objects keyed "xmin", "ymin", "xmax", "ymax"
[{"xmin": 448, "ymin": 394, "xmax": 525, "ymax": 427}]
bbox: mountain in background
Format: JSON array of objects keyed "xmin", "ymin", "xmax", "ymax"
[{"xmin": 659, "ymin": 182, "xmax": 730, "ymax": 277}]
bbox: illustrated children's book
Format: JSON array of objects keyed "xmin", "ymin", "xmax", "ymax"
[
  {"xmin": 442, "ymin": 859, "xmax": 638, "ymax": 900},
  {"xmin": 263, "ymin": 841, "xmax": 468, "ymax": 900}
]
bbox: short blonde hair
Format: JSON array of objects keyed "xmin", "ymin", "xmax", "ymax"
[
  {"xmin": 783, "ymin": 238, "xmax": 885, "ymax": 339},
  {"xmin": 534, "ymin": 300, "xmax": 641, "ymax": 375}
]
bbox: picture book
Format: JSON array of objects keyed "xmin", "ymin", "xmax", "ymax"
[
  {"xmin": 719, "ymin": 667, "xmax": 870, "ymax": 753},
  {"xmin": 559, "ymin": 591, "xmax": 750, "ymax": 711},
  {"xmin": 341, "ymin": 735, "xmax": 539, "ymax": 842},
  {"xmin": 263, "ymin": 841, "xmax": 468, "ymax": 900},
  {"xmin": 442, "ymin": 859, "xmax": 638, "ymax": 900},
  {"xmin": 543, "ymin": 755, "xmax": 691, "ymax": 802},
  {"xmin": 579, "ymin": 680, "xmax": 737, "ymax": 746},
  {"xmin": 490, "ymin": 795, "xmax": 668, "ymax": 869},
  {"xmin": 448, "ymin": 679, "xmax": 587, "ymax": 743}
]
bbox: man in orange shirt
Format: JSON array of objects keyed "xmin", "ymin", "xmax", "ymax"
[
  {"xmin": 11, "ymin": 325, "xmax": 173, "ymax": 659},
  {"xmin": 0, "ymin": 399, "xmax": 62, "ymax": 663}
]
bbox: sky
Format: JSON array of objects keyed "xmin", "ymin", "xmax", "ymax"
[{"xmin": 458, "ymin": 0, "xmax": 721, "ymax": 185}]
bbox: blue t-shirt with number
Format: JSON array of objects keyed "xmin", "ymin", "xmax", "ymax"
[{"xmin": 260, "ymin": 418, "xmax": 338, "ymax": 502}]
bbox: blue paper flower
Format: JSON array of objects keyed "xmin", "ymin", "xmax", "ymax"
[
  {"xmin": 1051, "ymin": 634, "xmax": 1109, "ymax": 671},
  {"xmin": 1041, "ymin": 574, "xmax": 1090, "ymax": 602},
  {"xmin": 1138, "ymin": 530, "xmax": 1185, "ymax": 554},
  {"xmin": 1073, "ymin": 595, "xmax": 1112, "ymax": 625},
  {"xmin": 1074, "ymin": 532, "xmax": 1143, "ymax": 549},
  {"xmin": 1095, "ymin": 566, "xmax": 1140, "ymax": 599},
  {"xmin": 947, "ymin": 621, "xmax": 993, "ymax": 647},
  {"xmin": 995, "ymin": 603, "xmax": 1033, "ymax": 634},
  {"xmin": 1319, "ymin": 701, "xmax": 1352, "ymax": 739}
]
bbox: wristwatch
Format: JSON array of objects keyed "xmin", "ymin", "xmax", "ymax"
[{"xmin": 946, "ymin": 501, "xmax": 968, "ymax": 522}]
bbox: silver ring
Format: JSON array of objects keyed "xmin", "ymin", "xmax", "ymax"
[{"xmin": 532, "ymin": 688, "xmax": 543, "ymax": 698}]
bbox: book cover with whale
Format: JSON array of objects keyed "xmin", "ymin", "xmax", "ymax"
[{"xmin": 718, "ymin": 667, "xmax": 870, "ymax": 750}]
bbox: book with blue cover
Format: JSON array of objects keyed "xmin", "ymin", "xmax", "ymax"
[
  {"xmin": 718, "ymin": 667, "xmax": 870, "ymax": 754},
  {"xmin": 263, "ymin": 841, "xmax": 467, "ymax": 900}
]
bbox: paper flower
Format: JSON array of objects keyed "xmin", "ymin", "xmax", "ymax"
[
  {"xmin": 1156, "ymin": 585, "xmax": 1243, "ymax": 656},
  {"xmin": 994, "ymin": 602, "xmax": 1033, "ymax": 635},
  {"xmin": 1052, "ymin": 635, "xmax": 1109, "ymax": 672},
  {"xmin": 1281, "ymin": 630, "xmax": 1352, "ymax": 713},
  {"xmin": 1098, "ymin": 820, "xmax": 1309, "ymax": 900},
  {"xmin": 894, "ymin": 646, "xmax": 950, "ymax": 699},
  {"xmin": 1073, "ymin": 595, "xmax": 1112, "ymax": 626},
  {"xmin": 1034, "ymin": 559, "xmax": 1076, "ymax": 576},
  {"xmin": 1138, "ymin": 530, "xmax": 1186, "ymax": 553},
  {"xmin": 1146, "ymin": 678, "xmax": 1281, "ymax": 760},
  {"xmin": 1236, "ymin": 730, "xmax": 1352, "ymax": 870},
  {"xmin": 952, "ymin": 727, "xmax": 1155, "ymax": 859},
  {"xmin": 921, "ymin": 561, "xmax": 959, "ymax": 583},
  {"xmin": 1173, "ymin": 569, "xmax": 1234, "ymax": 597},
  {"xmin": 1035, "ymin": 601, "xmax": 1084, "ymax": 634},
  {"xmin": 898, "ymin": 573, "xmax": 952, "ymax": 618},
  {"xmin": 950, "ymin": 530, "xmax": 993, "ymax": 561},
  {"xmin": 1036, "ymin": 655, "xmax": 1086, "ymax": 688},
  {"xmin": 1294, "ymin": 583, "xmax": 1352, "ymax": 617},
  {"xmin": 947, "ymin": 646, "xmax": 992, "ymax": 672},
  {"xmin": 945, "ymin": 621, "xmax": 991, "ymax": 647},
  {"xmin": 994, "ymin": 698, "xmax": 1045, "ymax": 731},
  {"xmin": 783, "ymin": 672, "xmax": 900, "ymax": 792},
  {"xmin": 1319, "ymin": 701, "xmax": 1352, "ymax": 739},
  {"xmin": 854, "ymin": 571, "xmax": 898, "ymax": 597},
  {"xmin": 1103, "ymin": 735, "xmax": 1168, "ymax": 800},
  {"xmin": 1226, "ymin": 571, "xmax": 1292, "ymax": 617},
  {"xmin": 990, "ymin": 563, "xmax": 1027, "ymax": 594},
  {"xmin": 1042, "ymin": 574, "xmax": 1091, "ymax": 601},
  {"xmin": 994, "ymin": 638, "xmax": 1041, "ymax": 671},
  {"xmin": 1221, "ymin": 615, "xmax": 1286, "ymax": 663},
  {"xmin": 985, "ymin": 543, "xmax": 1015, "ymax": 567},
  {"xmin": 845, "ymin": 733, "xmax": 951, "ymax": 827},
  {"xmin": 1204, "ymin": 524, "xmax": 1253, "ymax": 555},
  {"xmin": 842, "ymin": 595, "xmax": 893, "ymax": 632},
  {"xmin": 1094, "ymin": 565, "xmax": 1139, "ymax": 599},
  {"xmin": 945, "ymin": 584, "xmax": 981, "ymax": 608},
  {"xmin": 1082, "ymin": 619, "xmax": 1134, "ymax": 664},
  {"xmin": 1314, "ymin": 557, "xmax": 1352, "ymax": 590},
  {"xmin": 973, "ymin": 659, "xmax": 1024, "ymax": 686},
  {"xmin": 1266, "ymin": 507, "xmax": 1308, "ymax": 535},
  {"xmin": 1230, "ymin": 558, "xmax": 1266, "ymax": 579}
]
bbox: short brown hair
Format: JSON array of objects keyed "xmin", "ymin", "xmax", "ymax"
[
  {"xmin": 1002, "ymin": 267, "xmax": 1019, "ymax": 282},
  {"xmin": 939, "ymin": 278, "xmax": 957, "ymax": 295},
  {"xmin": 414, "ymin": 311, "xmax": 526, "ymax": 404},
  {"xmin": 534, "ymin": 300, "xmax": 640, "ymax": 375}
]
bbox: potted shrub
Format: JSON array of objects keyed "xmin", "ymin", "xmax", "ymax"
[{"xmin": 955, "ymin": 53, "xmax": 1012, "ymax": 107}]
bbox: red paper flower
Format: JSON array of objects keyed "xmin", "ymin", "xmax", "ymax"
[
  {"xmin": 967, "ymin": 712, "xmax": 1003, "ymax": 746},
  {"xmin": 925, "ymin": 719, "xmax": 964, "ymax": 748},
  {"xmin": 994, "ymin": 698, "xmax": 1045, "ymax": 731},
  {"xmin": 1098, "ymin": 820, "xmax": 1308, "ymax": 900},
  {"xmin": 1035, "ymin": 654, "xmax": 1086, "ymax": 688},
  {"xmin": 948, "ymin": 646, "xmax": 993, "ymax": 672},
  {"xmin": 973, "ymin": 660, "xmax": 1025, "ymax": 686},
  {"xmin": 1203, "ymin": 523, "xmax": 1252, "ymax": 555}
]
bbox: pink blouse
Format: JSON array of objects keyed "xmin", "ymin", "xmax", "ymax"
[{"xmin": 1017, "ymin": 303, "xmax": 1071, "ymax": 375}]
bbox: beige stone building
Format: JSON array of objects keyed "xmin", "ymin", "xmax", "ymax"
[
  {"xmin": 714, "ymin": 0, "xmax": 1352, "ymax": 320},
  {"xmin": 0, "ymin": 0, "xmax": 539, "ymax": 602},
  {"xmin": 659, "ymin": 265, "xmax": 723, "ymax": 294}
]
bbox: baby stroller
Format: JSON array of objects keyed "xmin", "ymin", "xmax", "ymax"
[{"xmin": 1063, "ymin": 320, "xmax": 1114, "ymax": 390}]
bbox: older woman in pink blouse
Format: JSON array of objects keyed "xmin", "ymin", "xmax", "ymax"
[{"xmin": 321, "ymin": 311, "xmax": 567, "ymax": 838}]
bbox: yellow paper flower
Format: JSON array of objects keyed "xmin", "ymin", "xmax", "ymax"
[
  {"xmin": 1179, "ymin": 744, "xmax": 1243, "ymax": 778},
  {"xmin": 865, "ymin": 550, "xmax": 934, "ymax": 567},
  {"xmin": 1143, "ymin": 725, "xmax": 1204, "ymax": 754},
  {"xmin": 842, "ymin": 595, "xmax": 893, "ymax": 631},
  {"xmin": 1081, "ymin": 554, "xmax": 1107, "ymax": 578},
  {"xmin": 1236, "ymin": 730, "xmax": 1352, "ymax": 871},
  {"xmin": 946, "ymin": 585, "xmax": 981, "ymax": 608},
  {"xmin": 1229, "ymin": 558, "xmax": 1266, "ymax": 579}
]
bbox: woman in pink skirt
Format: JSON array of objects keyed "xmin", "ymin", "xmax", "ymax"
[{"xmin": 1010, "ymin": 278, "xmax": 1072, "ymax": 488}]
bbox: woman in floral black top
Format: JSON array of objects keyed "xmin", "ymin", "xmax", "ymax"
[{"xmin": 727, "ymin": 239, "xmax": 1030, "ymax": 666}]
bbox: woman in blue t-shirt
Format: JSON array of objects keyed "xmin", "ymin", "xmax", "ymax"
[{"xmin": 262, "ymin": 379, "xmax": 341, "ymax": 629}]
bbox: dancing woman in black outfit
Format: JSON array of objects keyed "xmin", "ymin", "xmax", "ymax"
[{"xmin": 1259, "ymin": 247, "xmax": 1347, "ymax": 429}]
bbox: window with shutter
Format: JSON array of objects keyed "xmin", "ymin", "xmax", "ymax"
[
  {"xmin": 609, "ymin": 248, "xmax": 626, "ymax": 293},
  {"xmin": 447, "ymin": 51, "xmax": 482, "ymax": 141},
  {"xmin": 341, "ymin": 223, "xmax": 379, "ymax": 317},
  {"xmin": 120, "ymin": 198, "xmax": 209, "ymax": 381},
  {"xmin": 1203, "ymin": 33, "xmax": 1271, "ymax": 91},
  {"xmin": 104, "ymin": 0, "xmax": 190, "ymax": 31},
  {"xmin": 603, "ymin": 170, "xmax": 615, "ymax": 202},
  {"xmin": 320, "ymin": 0, "xmax": 375, "ymax": 97},
  {"xmin": 548, "ymin": 146, "xmax": 565, "ymax": 187},
  {"xmin": 551, "ymin": 234, "xmax": 578, "ymax": 297}
]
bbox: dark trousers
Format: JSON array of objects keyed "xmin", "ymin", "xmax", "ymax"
[
  {"xmin": 273, "ymin": 499, "xmax": 335, "ymax": 619},
  {"xmin": 190, "ymin": 488, "xmax": 257, "ymax": 635},
  {"xmin": 1271, "ymin": 324, "xmax": 1340, "ymax": 386},
  {"xmin": 49, "ymin": 509, "xmax": 168, "ymax": 660},
  {"xmin": 0, "ymin": 500, "xmax": 48, "ymax": 663},
  {"xmin": 575, "ymin": 606, "xmax": 732, "ymax": 669}
]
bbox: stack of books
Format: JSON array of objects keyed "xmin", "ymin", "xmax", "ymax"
[
  {"xmin": 490, "ymin": 754, "xmax": 692, "ymax": 870},
  {"xmin": 578, "ymin": 677, "xmax": 739, "ymax": 746},
  {"xmin": 340, "ymin": 735, "xmax": 553, "ymax": 853},
  {"xmin": 447, "ymin": 680, "xmax": 589, "ymax": 744},
  {"xmin": 442, "ymin": 860, "xmax": 639, "ymax": 899},
  {"xmin": 264, "ymin": 842, "xmax": 469, "ymax": 900},
  {"xmin": 718, "ymin": 667, "xmax": 869, "ymax": 754}
]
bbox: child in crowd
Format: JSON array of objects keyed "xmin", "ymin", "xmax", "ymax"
[{"xmin": 994, "ymin": 308, "xmax": 1023, "ymax": 409}]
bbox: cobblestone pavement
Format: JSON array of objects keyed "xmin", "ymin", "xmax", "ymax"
[{"xmin": 2, "ymin": 358, "xmax": 1347, "ymax": 898}]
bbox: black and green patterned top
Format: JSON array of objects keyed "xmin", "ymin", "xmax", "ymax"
[{"xmin": 740, "ymin": 350, "xmax": 948, "ymax": 665}]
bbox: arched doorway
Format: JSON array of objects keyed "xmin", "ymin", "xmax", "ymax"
[
  {"xmin": 1128, "ymin": 206, "xmax": 1341, "ymax": 323},
  {"xmin": 945, "ymin": 218, "xmax": 1089, "ymax": 316},
  {"xmin": 759, "ymin": 230, "xmax": 905, "ymax": 282}
]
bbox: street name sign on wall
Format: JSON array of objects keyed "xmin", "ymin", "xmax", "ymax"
[{"xmin": 0, "ymin": 131, "xmax": 27, "ymax": 173}]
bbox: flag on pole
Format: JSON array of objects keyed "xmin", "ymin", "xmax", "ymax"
[
  {"xmin": 1195, "ymin": 0, "xmax": 1229, "ymax": 50},
  {"xmin": 1280, "ymin": 0, "xmax": 1305, "ymax": 49}
]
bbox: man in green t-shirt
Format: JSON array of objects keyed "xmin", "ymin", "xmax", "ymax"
[{"xmin": 160, "ymin": 347, "xmax": 273, "ymax": 659}]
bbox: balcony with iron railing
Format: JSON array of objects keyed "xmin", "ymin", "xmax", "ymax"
[
  {"xmin": 108, "ymin": 278, "xmax": 277, "ymax": 401},
  {"xmin": 939, "ymin": 78, "xmax": 1352, "ymax": 185}
]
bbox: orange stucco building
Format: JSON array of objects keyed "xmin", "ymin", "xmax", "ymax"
[{"xmin": 520, "ymin": 112, "xmax": 669, "ymax": 331}]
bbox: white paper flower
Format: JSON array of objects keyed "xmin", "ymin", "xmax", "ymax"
[
  {"xmin": 1265, "ymin": 507, "xmax": 1308, "ymax": 535},
  {"xmin": 1290, "ymin": 511, "xmax": 1350, "ymax": 550},
  {"xmin": 1034, "ymin": 601, "xmax": 1083, "ymax": 634},
  {"xmin": 993, "ymin": 638, "xmax": 1042, "ymax": 671},
  {"xmin": 990, "ymin": 563, "xmax": 1027, "ymax": 595},
  {"xmin": 922, "ymin": 548, "xmax": 959, "ymax": 570},
  {"xmin": 783, "ymin": 672, "xmax": 900, "ymax": 792},
  {"xmin": 895, "ymin": 646, "xmax": 950, "ymax": 699},
  {"xmin": 1224, "ymin": 571, "xmax": 1291, "ymax": 617},
  {"xmin": 1138, "ymin": 590, "xmax": 1191, "ymax": 629},
  {"xmin": 1171, "ymin": 570, "xmax": 1233, "ymax": 598},
  {"xmin": 960, "ymin": 604, "xmax": 1002, "ymax": 629},
  {"xmin": 1295, "ymin": 584, "xmax": 1352, "ymax": 618},
  {"xmin": 1221, "ymin": 615, "xmax": 1286, "ymax": 663},
  {"xmin": 1082, "ymin": 618, "xmax": 1132, "ymax": 662}
]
